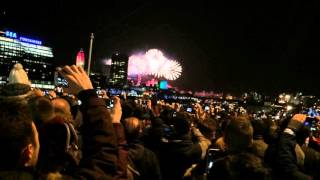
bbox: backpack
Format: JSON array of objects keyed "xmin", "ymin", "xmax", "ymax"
[{"xmin": 64, "ymin": 122, "xmax": 81, "ymax": 166}]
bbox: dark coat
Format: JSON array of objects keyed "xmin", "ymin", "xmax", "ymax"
[
  {"xmin": 302, "ymin": 145, "xmax": 320, "ymax": 180},
  {"xmin": 159, "ymin": 135, "xmax": 202, "ymax": 180},
  {"xmin": 0, "ymin": 89, "xmax": 118, "ymax": 180},
  {"xmin": 265, "ymin": 132, "xmax": 312, "ymax": 180},
  {"xmin": 113, "ymin": 123, "xmax": 129, "ymax": 180},
  {"xmin": 128, "ymin": 142, "xmax": 161, "ymax": 180}
]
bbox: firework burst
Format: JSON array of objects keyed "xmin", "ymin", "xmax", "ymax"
[{"xmin": 128, "ymin": 49, "xmax": 182, "ymax": 80}]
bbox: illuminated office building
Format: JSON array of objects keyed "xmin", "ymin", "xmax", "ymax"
[
  {"xmin": 109, "ymin": 53, "xmax": 128, "ymax": 87},
  {"xmin": 0, "ymin": 30, "xmax": 54, "ymax": 89}
]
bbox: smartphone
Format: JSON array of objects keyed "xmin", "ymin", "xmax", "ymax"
[
  {"xmin": 172, "ymin": 112, "xmax": 177, "ymax": 118},
  {"xmin": 163, "ymin": 125, "xmax": 175, "ymax": 138},
  {"xmin": 56, "ymin": 86, "xmax": 63, "ymax": 94},
  {"xmin": 134, "ymin": 99, "xmax": 139, "ymax": 104},
  {"xmin": 206, "ymin": 148, "xmax": 221, "ymax": 173},
  {"xmin": 204, "ymin": 106, "xmax": 210, "ymax": 112},
  {"xmin": 307, "ymin": 108, "xmax": 319, "ymax": 118},
  {"xmin": 187, "ymin": 107, "xmax": 193, "ymax": 113},
  {"xmin": 106, "ymin": 99, "xmax": 114, "ymax": 109},
  {"xmin": 96, "ymin": 90, "xmax": 103, "ymax": 98},
  {"xmin": 54, "ymin": 71, "xmax": 68, "ymax": 87},
  {"xmin": 304, "ymin": 117, "xmax": 317, "ymax": 130},
  {"xmin": 43, "ymin": 90, "xmax": 49, "ymax": 96},
  {"xmin": 142, "ymin": 100, "xmax": 148, "ymax": 108}
]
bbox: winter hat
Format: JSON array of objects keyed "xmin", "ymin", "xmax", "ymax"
[
  {"xmin": 8, "ymin": 63, "xmax": 31, "ymax": 85},
  {"xmin": 0, "ymin": 63, "xmax": 33, "ymax": 102}
]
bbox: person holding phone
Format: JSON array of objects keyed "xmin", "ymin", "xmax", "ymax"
[
  {"xmin": 267, "ymin": 114, "xmax": 313, "ymax": 180},
  {"xmin": 57, "ymin": 65, "xmax": 122, "ymax": 179}
]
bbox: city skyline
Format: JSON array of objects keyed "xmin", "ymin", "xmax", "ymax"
[{"xmin": 1, "ymin": 0, "xmax": 320, "ymax": 95}]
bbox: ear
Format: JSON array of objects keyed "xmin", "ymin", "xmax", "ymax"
[{"xmin": 21, "ymin": 144, "xmax": 34, "ymax": 167}]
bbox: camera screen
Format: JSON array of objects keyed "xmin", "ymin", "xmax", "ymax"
[
  {"xmin": 172, "ymin": 112, "xmax": 177, "ymax": 117},
  {"xmin": 307, "ymin": 108, "xmax": 319, "ymax": 118},
  {"xmin": 44, "ymin": 90, "xmax": 49, "ymax": 95},
  {"xmin": 77, "ymin": 100, "xmax": 82, "ymax": 106},
  {"xmin": 106, "ymin": 99, "xmax": 114, "ymax": 108},
  {"xmin": 54, "ymin": 71, "xmax": 68, "ymax": 87},
  {"xmin": 96, "ymin": 90, "xmax": 103, "ymax": 98},
  {"xmin": 303, "ymin": 116, "xmax": 320, "ymax": 134},
  {"xmin": 206, "ymin": 148, "xmax": 221, "ymax": 173}
]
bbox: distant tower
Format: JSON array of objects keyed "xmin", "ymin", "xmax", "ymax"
[
  {"xmin": 76, "ymin": 49, "xmax": 85, "ymax": 68},
  {"xmin": 109, "ymin": 53, "xmax": 128, "ymax": 87}
]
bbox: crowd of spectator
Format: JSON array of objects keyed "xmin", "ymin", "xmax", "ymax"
[{"xmin": 0, "ymin": 63, "xmax": 319, "ymax": 180}]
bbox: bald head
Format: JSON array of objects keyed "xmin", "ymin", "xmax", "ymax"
[
  {"xmin": 124, "ymin": 117, "xmax": 141, "ymax": 142},
  {"xmin": 51, "ymin": 98, "xmax": 71, "ymax": 115}
]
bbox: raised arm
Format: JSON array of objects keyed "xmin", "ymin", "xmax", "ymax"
[{"xmin": 59, "ymin": 65, "xmax": 118, "ymax": 179}]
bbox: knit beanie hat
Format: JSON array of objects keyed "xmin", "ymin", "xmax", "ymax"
[
  {"xmin": 0, "ymin": 63, "xmax": 33, "ymax": 102},
  {"xmin": 8, "ymin": 63, "xmax": 31, "ymax": 85}
]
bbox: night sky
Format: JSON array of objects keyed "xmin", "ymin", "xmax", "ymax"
[{"xmin": 1, "ymin": 0, "xmax": 320, "ymax": 95}]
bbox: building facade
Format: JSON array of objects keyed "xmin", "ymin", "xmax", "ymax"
[
  {"xmin": 0, "ymin": 30, "xmax": 54, "ymax": 89},
  {"xmin": 108, "ymin": 53, "xmax": 128, "ymax": 87}
]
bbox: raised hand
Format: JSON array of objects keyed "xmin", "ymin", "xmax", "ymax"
[
  {"xmin": 110, "ymin": 96, "xmax": 122, "ymax": 124},
  {"xmin": 57, "ymin": 65, "xmax": 93, "ymax": 95}
]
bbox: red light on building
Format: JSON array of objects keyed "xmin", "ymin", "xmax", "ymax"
[{"xmin": 76, "ymin": 49, "xmax": 85, "ymax": 68}]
